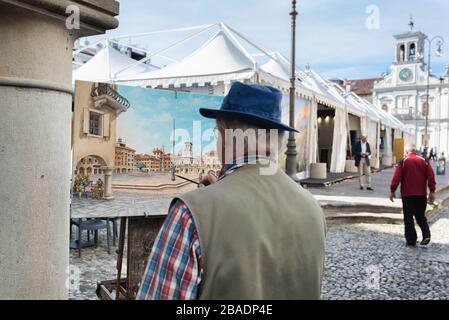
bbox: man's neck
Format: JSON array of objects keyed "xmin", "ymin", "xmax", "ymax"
[{"xmin": 219, "ymin": 153, "xmax": 277, "ymax": 178}]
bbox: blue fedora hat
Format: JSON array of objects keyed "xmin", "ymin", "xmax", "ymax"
[{"xmin": 199, "ymin": 81, "xmax": 298, "ymax": 132}]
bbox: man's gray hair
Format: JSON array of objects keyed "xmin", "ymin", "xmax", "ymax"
[
  {"xmin": 216, "ymin": 116, "xmax": 286, "ymax": 150},
  {"xmin": 405, "ymin": 143, "xmax": 418, "ymax": 154}
]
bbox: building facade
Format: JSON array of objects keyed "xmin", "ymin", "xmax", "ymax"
[
  {"xmin": 373, "ymin": 30, "xmax": 449, "ymax": 153},
  {"xmin": 115, "ymin": 138, "xmax": 136, "ymax": 173},
  {"xmin": 72, "ymin": 81, "xmax": 130, "ymax": 199},
  {"xmin": 135, "ymin": 148, "xmax": 172, "ymax": 173},
  {"xmin": 173, "ymin": 141, "xmax": 221, "ymax": 175},
  {"xmin": 344, "ymin": 78, "xmax": 382, "ymax": 103},
  {"xmin": 136, "ymin": 154, "xmax": 159, "ymax": 172},
  {"xmin": 75, "ymin": 156, "xmax": 105, "ymax": 175},
  {"xmin": 153, "ymin": 148, "xmax": 172, "ymax": 173}
]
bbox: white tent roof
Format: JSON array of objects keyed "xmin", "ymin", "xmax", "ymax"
[
  {"xmin": 73, "ymin": 46, "xmax": 157, "ymax": 83},
  {"xmin": 299, "ymin": 70, "xmax": 350, "ymax": 109},
  {"xmin": 75, "ymin": 23, "xmax": 408, "ymax": 133},
  {"xmin": 120, "ymin": 30, "xmax": 256, "ymax": 87},
  {"xmin": 297, "ymin": 69, "xmax": 406, "ymax": 128},
  {"xmin": 260, "ymin": 57, "xmax": 290, "ymax": 82}
]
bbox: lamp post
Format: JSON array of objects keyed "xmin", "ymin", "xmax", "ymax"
[
  {"xmin": 422, "ymin": 36, "xmax": 444, "ymax": 151},
  {"xmin": 285, "ymin": 0, "xmax": 298, "ymax": 178},
  {"xmin": 171, "ymin": 118, "xmax": 176, "ymax": 181}
]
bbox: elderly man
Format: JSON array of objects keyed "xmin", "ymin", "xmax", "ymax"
[
  {"xmin": 353, "ymin": 134, "xmax": 373, "ymax": 191},
  {"xmin": 137, "ymin": 82, "xmax": 326, "ymax": 300},
  {"xmin": 390, "ymin": 144, "xmax": 436, "ymax": 247}
]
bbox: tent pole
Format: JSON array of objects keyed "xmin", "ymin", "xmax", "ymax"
[
  {"xmin": 73, "ymin": 38, "xmax": 105, "ymax": 56},
  {"xmin": 114, "ymin": 23, "xmax": 219, "ymax": 78},
  {"xmin": 109, "ymin": 39, "xmax": 179, "ymax": 64},
  {"xmin": 220, "ymin": 23, "xmax": 257, "ymax": 69},
  {"xmin": 106, "ymin": 39, "xmax": 112, "ymax": 81},
  {"xmin": 111, "ymin": 23, "xmax": 217, "ymax": 40},
  {"xmin": 225, "ymin": 24, "xmax": 278, "ymax": 61}
]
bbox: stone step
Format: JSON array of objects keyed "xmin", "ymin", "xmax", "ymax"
[
  {"xmin": 325, "ymin": 212, "xmax": 403, "ymax": 225},
  {"xmin": 112, "ymin": 180, "xmax": 195, "ymax": 190},
  {"xmin": 322, "ymin": 203, "xmax": 402, "ymax": 214}
]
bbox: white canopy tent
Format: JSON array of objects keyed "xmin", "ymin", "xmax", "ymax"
[
  {"xmin": 258, "ymin": 54, "xmax": 291, "ymax": 90},
  {"xmin": 118, "ymin": 29, "xmax": 257, "ymax": 88},
  {"xmin": 73, "ymin": 45, "xmax": 157, "ymax": 83}
]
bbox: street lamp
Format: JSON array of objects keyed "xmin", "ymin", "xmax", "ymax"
[
  {"xmin": 285, "ymin": 0, "xmax": 298, "ymax": 178},
  {"xmin": 171, "ymin": 118, "xmax": 176, "ymax": 181},
  {"xmin": 420, "ymin": 35, "xmax": 445, "ymax": 151}
]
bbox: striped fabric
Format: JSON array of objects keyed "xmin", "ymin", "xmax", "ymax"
[
  {"xmin": 137, "ymin": 156, "xmax": 275, "ymax": 300},
  {"xmin": 136, "ymin": 200, "xmax": 202, "ymax": 300}
]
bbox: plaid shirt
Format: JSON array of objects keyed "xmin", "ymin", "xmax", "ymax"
[{"xmin": 137, "ymin": 156, "xmax": 274, "ymax": 300}]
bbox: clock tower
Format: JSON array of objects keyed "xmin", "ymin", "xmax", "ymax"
[
  {"xmin": 373, "ymin": 23, "xmax": 449, "ymax": 155},
  {"xmin": 391, "ymin": 31, "xmax": 427, "ymax": 86}
]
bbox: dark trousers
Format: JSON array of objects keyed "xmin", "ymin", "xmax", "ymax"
[{"xmin": 402, "ymin": 196, "xmax": 431, "ymax": 244}]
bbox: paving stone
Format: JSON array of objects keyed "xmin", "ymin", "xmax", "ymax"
[{"xmin": 69, "ymin": 200, "xmax": 449, "ymax": 300}]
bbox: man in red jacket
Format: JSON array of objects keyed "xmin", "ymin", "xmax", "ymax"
[{"xmin": 390, "ymin": 144, "xmax": 436, "ymax": 247}]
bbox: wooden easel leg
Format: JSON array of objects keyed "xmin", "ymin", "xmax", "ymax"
[{"xmin": 115, "ymin": 217, "xmax": 127, "ymax": 300}]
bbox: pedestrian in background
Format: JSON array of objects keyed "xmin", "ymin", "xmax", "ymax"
[
  {"xmin": 353, "ymin": 134, "xmax": 373, "ymax": 191},
  {"xmin": 390, "ymin": 144, "xmax": 436, "ymax": 247},
  {"xmin": 429, "ymin": 148, "xmax": 435, "ymax": 161}
]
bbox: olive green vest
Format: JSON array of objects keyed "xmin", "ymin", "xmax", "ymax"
[{"xmin": 176, "ymin": 163, "xmax": 326, "ymax": 300}]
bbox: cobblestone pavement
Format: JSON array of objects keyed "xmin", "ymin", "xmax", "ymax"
[
  {"xmin": 69, "ymin": 229, "xmax": 124, "ymax": 300},
  {"xmin": 322, "ymin": 208, "xmax": 449, "ymax": 300},
  {"xmin": 70, "ymin": 207, "xmax": 449, "ymax": 300},
  {"xmin": 309, "ymin": 163, "xmax": 449, "ymax": 209}
]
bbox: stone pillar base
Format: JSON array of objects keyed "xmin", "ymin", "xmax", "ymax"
[
  {"xmin": 310, "ymin": 163, "xmax": 327, "ymax": 179},
  {"xmin": 102, "ymin": 167, "xmax": 114, "ymax": 200},
  {"xmin": 345, "ymin": 160, "xmax": 358, "ymax": 173},
  {"xmin": 382, "ymin": 155, "xmax": 393, "ymax": 166}
]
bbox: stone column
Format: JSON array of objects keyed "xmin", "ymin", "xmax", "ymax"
[
  {"xmin": 0, "ymin": 0, "xmax": 119, "ymax": 299},
  {"xmin": 102, "ymin": 167, "xmax": 114, "ymax": 200}
]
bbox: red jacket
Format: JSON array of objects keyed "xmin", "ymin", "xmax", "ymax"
[{"xmin": 390, "ymin": 153, "xmax": 436, "ymax": 197}]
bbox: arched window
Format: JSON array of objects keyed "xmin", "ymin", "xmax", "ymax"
[
  {"xmin": 409, "ymin": 43, "xmax": 416, "ymax": 60},
  {"xmin": 399, "ymin": 44, "xmax": 406, "ymax": 62}
]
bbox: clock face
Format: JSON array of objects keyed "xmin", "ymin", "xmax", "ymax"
[{"xmin": 399, "ymin": 68, "xmax": 413, "ymax": 82}]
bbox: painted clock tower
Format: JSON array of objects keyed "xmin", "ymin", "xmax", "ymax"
[{"xmin": 373, "ymin": 26, "xmax": 449, "ymax": 153}]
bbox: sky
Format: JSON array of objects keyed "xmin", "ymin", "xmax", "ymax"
[{"xmin": 93, "ymin": 0, "xmax": 449, "ymax": 80}]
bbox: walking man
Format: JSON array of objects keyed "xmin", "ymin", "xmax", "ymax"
[
  {"xmin": 390, "ymin": 144, "xmax": 436, "ymax": 246},
  {"xmin": 353, "ymin": 134, "xmax": 373, "ymax": 191},
  {"xmin": 137, "ymin": 82, "xmax": 326, "ymax": 300}
]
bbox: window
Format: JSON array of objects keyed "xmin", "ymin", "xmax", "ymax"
[
  {"xmin": 89, "ymin": 112, "xmax": 102, "ymax": 136},
  {"xmin": 399, "ymin": 44, "xmax": 405, "ymax": 62},
  {"xmin": 401, "ymin": 96, "xmax": 409, "ymax": 108},
  {"xmin": 409, "ymin": 43, "xmax": 416, "ymax": 61}
]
